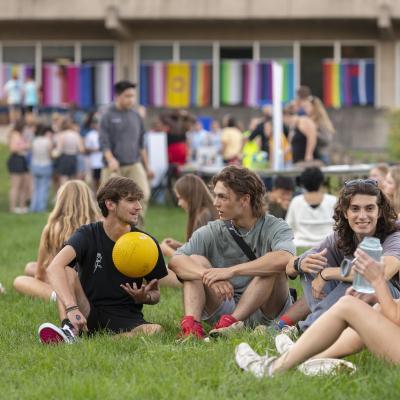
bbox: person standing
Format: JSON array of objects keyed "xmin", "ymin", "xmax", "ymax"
[
  {"xmin": 3, "ymin": 73, "xmax": 22, "ymax": 124},
  {"xmin": 100, "ymin": 81, "xmax": 153, "ymax": 221},
  {"xmin": 22, "ymin": 74, "xmax": 39, "ymax": 116}
]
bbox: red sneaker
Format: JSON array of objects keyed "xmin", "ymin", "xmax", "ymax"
[
  {"xmin": 209, "ymin": 314, "xmax": 244, "ymax": 338},
  {"xmin": 179, "ymin": 315, "xmax": 205, "ymax": 339}
]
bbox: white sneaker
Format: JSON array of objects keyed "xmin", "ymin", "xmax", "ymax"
[
  {"xmin": 235, "ymin": 343, "xmax": 276, "ymax": 378},
  {"xmin": 298, "ymin": 358, "xmax": 356, "ymax": 376},
  {"xmin": 38, "ymin": 322, "xmax": 77, "ymax": 345},
  {"xmin": 0, "ymin": 283, "xmax": 5, "ymax": 294},
  {"xmin": 275, "ymin": 333, "xmax": 295, "ymax": 355}
]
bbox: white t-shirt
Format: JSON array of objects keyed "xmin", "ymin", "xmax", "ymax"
[
  {"xmin": 4, "ymin": 79, "xmax": 22, "ymax": 105},
  {"xmin": 285, "ymin": 193, "xmax": 337, "ymax": 247},
  {"xmin": 85, "ymin": 129, "xmax": 104, "ymax": 169}
]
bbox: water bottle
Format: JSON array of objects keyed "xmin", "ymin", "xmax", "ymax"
[{"xmin": 352, "ymin": 236, "xmax": 382, "ymax": 294}]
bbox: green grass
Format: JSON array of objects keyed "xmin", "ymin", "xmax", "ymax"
[{"xmin": 0, "ymin": 144, "xmax": 399, "ymax": 399}]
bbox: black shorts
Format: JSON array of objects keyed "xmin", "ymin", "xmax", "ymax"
[
  {"xmin": 56, "ymin": 154, "xmax": 77, "ymax": 177},
  {"xmin": 86, "ymin": 304, "xmax": 148, "ymax": 335},
  {"xmin": 7, "ymin": 154, "xmax": 29, "ymax": 174}
]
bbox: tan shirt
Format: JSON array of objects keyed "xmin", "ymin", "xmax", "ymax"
[{"xmin": 221, "ymin": 127, "xmax": 243, "ymax": 160}]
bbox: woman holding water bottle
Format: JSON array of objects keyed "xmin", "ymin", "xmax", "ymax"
[
  {"xmin": 235, "ymin": 249, "xmax": 400, "ymax": 377},
  {"xmin": 285, "ymin": 178, "xmax": 400, "ymax": 333}
]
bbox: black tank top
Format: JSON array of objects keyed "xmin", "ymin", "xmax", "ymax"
[{"xmin": 291, "ymin": 126, "xmax": 319, "ymax": 163}]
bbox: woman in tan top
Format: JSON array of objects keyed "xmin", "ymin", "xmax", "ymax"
[{"xmin": 221, "ymin": 115, "xmax": 243, "ymax": 164}]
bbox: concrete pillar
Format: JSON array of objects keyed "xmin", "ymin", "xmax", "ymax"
[
  {"xmin": 115, "ymin": 41, "xmax": 134, "ymax": 82},
  {"xmin": 378, "ymin": 40, "xmax": 396, "ymax": 108}
]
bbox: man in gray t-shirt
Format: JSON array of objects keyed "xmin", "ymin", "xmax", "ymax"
[
  {"xmin": 99, "ymin": 80, "xmax": 153, "ymax": 219},
  {"xmin": 286, "ymin": 178, "xmax": 400, "ymax": 332},
  {"xmin": 170, "ymin": 166, "xmax": 295, "ymax": 339}
]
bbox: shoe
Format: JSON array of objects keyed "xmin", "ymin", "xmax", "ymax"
[
  {"xmin": 178, "ymin": 316, "xmax": 205, "ymax": 339},
  {"xmin": 280, "ymin": 325, "xmax": 300, "ymax": 341},
  {"xmin": 235, "ymin": 343, "xmax": 276, "ymax": 378},
  {"xmin": 209, "ymin": 314, "xmax": 243, "ymax": 338},
  {"xmin": 38, "ymin": 322, "xmax": 77, "ymax": 345},
  {"xmin": 275, "ymin": 333, "xmax": 295, "ymax": 355},
  {"xmin": 297, "ymin": 358, "xmax": 356, "ymax": 376},
  {"xmin": 0, "ymin": 283, "xmax": 5, "ymax": 294}
]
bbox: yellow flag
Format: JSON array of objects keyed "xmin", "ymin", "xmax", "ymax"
[{"xmin": 166, "ymin": 63, "xmax": 190, "ymax": 108}]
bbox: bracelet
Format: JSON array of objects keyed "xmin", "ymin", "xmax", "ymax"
[
  {"xmin": 319, "ymin": 270, "xmax": 328, "ymax": 281},
  {"xmin": 65, "ymin": 305, "xmax": 79, "ymax": 313}
]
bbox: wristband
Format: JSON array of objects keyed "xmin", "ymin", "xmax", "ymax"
[
  {"xmin": 65, "ymin": 305, "xmax": 79, "ymax": 313},
  {"xmin": 319, "ymin": 270, "xmax": 328, "ymax": 281},
  {"xmin": 293, "ymin": 257, "xmax": 301, "ymax": 273}
]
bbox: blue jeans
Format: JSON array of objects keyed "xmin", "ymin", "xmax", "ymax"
[{"xmin": 30, "ymin": 164, "xmax": 52, "ymax": 212}]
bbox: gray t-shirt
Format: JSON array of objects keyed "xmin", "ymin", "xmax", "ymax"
[
  {"xmin": 175, "ymin": 214, "xmax": 295, "ymax": 297},
  {"xmin": 99, "ymin": 105, "xmax": 145, "ymax": 166},
  {"xmin": 299, "ymin": 231, "xmax": 400, "ymax": 289}
]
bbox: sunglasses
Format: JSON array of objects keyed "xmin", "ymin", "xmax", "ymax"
[{"xmin": 344, "ymin": 179, "xmax": 378, "ymax": 188}]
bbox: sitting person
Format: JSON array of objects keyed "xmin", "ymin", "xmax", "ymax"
[
  {"xmin": 13, "ymin": 180, "xmax": 101, "ymax": 301},
  {"xmin": 286, "ymin": 178, "xmax": 400, "ymax": 333},
  {"xmin": 38, "ymin": 177, "xmax": 168, "ymax": 344},
  {"xmin": 267, "ymin": 176, "xmax": 295, "ymax": 219},
  {"xmin": 160, "ymin": 174, "xmax": 217, "ymax": 287},
  {"xmin": 169, "ymin": 166, "xmax": 295, "ymax": 339},
  {"xmin": 285, "ymin": 167, "xmax": 337, "ymax": 247},
  {"xmin": 235, "ymin": 248, "xmax": 400, "ymax": 377}
]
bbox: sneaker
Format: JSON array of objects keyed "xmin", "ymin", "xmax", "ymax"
[
  {"xmin": 253, "ymin": 324, "xmax": 268, "ymax": 335},
  {"xmin": 235, "ymin": 343, "xmax": 276, "ymax": 378},
  {"xmin": 280, "ymin": 325, "xmax": 300, "ymax": 340},
  {"xmin": 38, "ymin": 322, "xmax": 77, "ymax": 345},
  {"xmin": 178, "ymin": 316, "xmax": 205, "ymax": 339},
  {"xmin": 275, "ymin": 333, "xmax": 295, "ymax": 355},
  {"xmin": 297, "ymin": 358, "xmax": 356, "ymax": 376},
  {"xmin": 209, "ymin": 314, "xmax": 244, "ymax": 338},
  {"xmin": 0, "ymin": 283, "xmax": 5, "ymax": 294}
]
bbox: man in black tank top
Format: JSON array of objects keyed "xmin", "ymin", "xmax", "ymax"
[{"xmin": 38, "ymin": 177, "xmax": 167, "ymax": 344}]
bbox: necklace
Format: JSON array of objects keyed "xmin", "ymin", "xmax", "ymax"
[{"xmin": 229, "ymin": 220, "xmax": 256, "ymax": 238}]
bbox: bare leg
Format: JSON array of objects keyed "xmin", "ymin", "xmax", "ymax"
[
  {"xmin": 182, "ymin": 255, "xmax": 222, "ymax": 320},
  {"xmin": 280, "ymin": 297, "xmax": 310, "ymax": 324},
  {"xmin": 24, "ymin": 261, "xmax": 37, "ymax": 277},
  {"xmin": 159, "ymin": 267, "xmax": 182, "ymax": 288},
  {"xmin": 115, "ymin": 324, "xmax": 163, "ymax": 338},
  {"xmin": 9, "ymin": 174, "xmax": 21, "ymax": 211},
  {"xmin": 232, "ymin": 273, "xmax": 288, "ymax": 321},
  {"xmin": 13, "ymin": 276, "xmax": 53, "ymax": 301},
  {"xmin": 272, "ymin": 296, "xmax": 400, "ymax": 374}
]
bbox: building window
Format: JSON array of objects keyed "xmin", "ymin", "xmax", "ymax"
[
  {"xmin": 3, "ymin": 46, "xmax": 35, "ymax": 64},
  {"xmin": 42, "ymin": 46, "xmax": 74, "ymax": 63},
  {"xmin": 341, "ymin": 45, "xmax": 374, "ymax": 59},
  {"xmin": 140, "ymin": 45, "xmax": 173, "ymax": 61},
  {"xmin": 81, "ymin": 45, "xmax": 114, "ymax": 62},
  {"xmin": 260, "ymin": 45, "xmax": 293, "ymax": 59},
  {"xmin": 180, "ymin": 45, "xmax": 212, "ymax": 61}
]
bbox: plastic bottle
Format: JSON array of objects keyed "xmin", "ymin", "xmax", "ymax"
[{"xmin": 353, "ymin": 237, "xmax": 382, "ymax": 294}]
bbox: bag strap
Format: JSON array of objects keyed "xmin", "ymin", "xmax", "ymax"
[{"xmin": 224, "ymin": 220, "xmax": 256, "ymax": 261}]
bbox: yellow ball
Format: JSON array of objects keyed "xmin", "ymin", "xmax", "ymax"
[{"xmin": 112, "ymin": 232, "xmax": 158, "ymax": 278}]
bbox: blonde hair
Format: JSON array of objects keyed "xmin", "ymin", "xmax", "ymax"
[
  {"xmin": 310, "ymin": 96, "xmax": 336, "ymax": 134},
  {"xmin": 388, "ymin": 165, "xmax": 400, "ymax": 215},
  {"xmin": 40, "ymin": 180, "xmax": 101, "ymax": 268}
]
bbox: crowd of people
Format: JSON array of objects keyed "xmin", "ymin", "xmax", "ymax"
[{"xmin": 2, "ymin": 78, "xmax": 400, "ymax": 378}]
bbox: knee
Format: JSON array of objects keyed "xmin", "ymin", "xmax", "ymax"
[
  {"xmin": 332, "ymin": 295, "xmax": 359, "ymax": 314},
  {"xmin": 13, "ymin": 276, "xmax": 26, "ymax": 293},
  {"xmin": 189, "ymin": 255, "xmax": 211, "ymax": 268},
  {"xmin": 24, "ymin": 261, "xmax": 37, "ymax": 276}
]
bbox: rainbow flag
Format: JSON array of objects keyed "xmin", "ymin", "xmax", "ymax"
[
  {"xmin": 323, "ymin": 59, "xmax": 374, "ymax": 107},
  {"xmin": 190, "ymin": 62, "xmax": 211, "ymax": 107}
]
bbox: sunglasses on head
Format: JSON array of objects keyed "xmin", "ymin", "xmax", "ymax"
[{"xmin": 344, "ymin": 179, "xmax": 378, "ymax": 188}]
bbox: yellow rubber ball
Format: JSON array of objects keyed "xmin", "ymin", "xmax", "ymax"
[{"xmin": 112, "ymin": 232, "xmax": 158, "ymax": 278}]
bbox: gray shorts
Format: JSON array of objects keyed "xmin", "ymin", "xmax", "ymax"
[{"xmin": 202, "ymin": 293, "xmax": 292, "ymax": 328}]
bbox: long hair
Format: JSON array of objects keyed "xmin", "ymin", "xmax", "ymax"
[
  {"xmin": 334, "ymin": 181, "xmax": 398, "ymax": 256},
  {"xmin": 174, "ymin": 174, "xmax": 217, "ymax": 240},
  {"xmin": 212, "ymin": 165, "xmax": 266, "ymax": 218},
  {"xmin": 387, "ymin": 165, "xmax": 400, "ymax": 215},
  {"xmin": 40, "ymin": 180, "xmax": 101, "ymax": 268},
  {"xmin": 310, "ymin": 96, "xmax": 336, "ymax": 134}
]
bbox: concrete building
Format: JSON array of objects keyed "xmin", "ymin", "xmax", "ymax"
[{"xmin": 1, "ymin": 0, "xmax": 399, "ymax": 151}]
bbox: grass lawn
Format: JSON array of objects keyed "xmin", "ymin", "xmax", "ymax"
[{"xmin": 0, "ymin": 144, "xmax": 399, "ymax": 399}]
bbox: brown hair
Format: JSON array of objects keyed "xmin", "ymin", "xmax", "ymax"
[
  {"xmin": 97, "ymin": 176, "xmax": 143, "ymax": 217},
  {"xmin": 334, "ymin": 181, "xmax": 398, "ymax": 255},
  {"xmin": 212, "ymin": 166, "xmax": 266, "ymax": 218},
  {"xmin": 387, "ymin": 165, "xmax": 400, "ymax": 215},
  {"xmin": 174, "ymin": 174, "xmax": 217, "ymax": 240}
]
